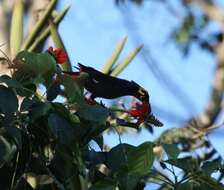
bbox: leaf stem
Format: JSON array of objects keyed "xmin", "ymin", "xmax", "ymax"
[{"xmin": 10, "ymin": 151, "xmax": 20, "ymax": 189}]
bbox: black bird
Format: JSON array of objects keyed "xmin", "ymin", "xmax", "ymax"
[{"xmin": 63, "ymin": 63, "xmax": 149, "ymax": 102}]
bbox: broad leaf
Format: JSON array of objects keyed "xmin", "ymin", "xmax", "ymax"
[
  {"xmin": 162, "ymin": 143, "xmax": 180, "ymax": 159},
  {"xmin": 202, "ymin": 159, "xmax": 222, "ymax": 176},
  {"xmin": 29, "ymin": 102, "xmax": 52, "ymax": 121},
  {"xmin": 47, "ymin": 80, "xmax": 61, "ymax": 101},
  {"xmin": 127, "ymin": 142, "xmax": 154, "ymax": 176},
  {"xmin": 106, "ymin": 143, "xmax": 134, "ymax": 172},
  {"xmin": 0, "ymin": 85, "xmax": 18, "ymax": 115},
  {"xmin": 4, "ymin": 126, "xmax": 22, "ymax": 150},
  {"xmin": 48, "ymin": 113, "xmax": 77, "ymax": 147},
  {"xmin": 59, "ymin": 74, "xmax": 84, "ymax": 103},
  {"xmin": 82, "ymin": 149, "xmax": 106, "ymax": 167},
  {"xmin": 195, "ymin": 174, "xmax": 224, "ymax": 190},
  {"xmin": 116, "ymin": 169, "xmax": 140, "ymax": 190},
  {"xmin": 20, "ymin": 97, "xmax": 34, "ymax": 112},
  {"xmin": 176, "ymin": 182, "xmax": 193, "ymax": 190},
  {"xmin": 52, "ymin": 103, "xmax": 80, "ymax": 123},
  {"xmin": 0, "ymin": 75, "xmax": 23, "ymax": 89},
  {"xmin": 0, "ymin": 135, "xmax": 17, "ymax": 168},
  {"xmin": 77, "ymin": 104, "xmax": 109, "ymax": 125},
  {"xmin": 165, "ymin": 157, "xmax": 198, "ymax": 172},
  {"xmin": 92, "ymin": 135, "xmax": 104, "ymax": 150},
  {"xmin": 89, "ymin": 178, "xmax": 117, "ymax": 190}
]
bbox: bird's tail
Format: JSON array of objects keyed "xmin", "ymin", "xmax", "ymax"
[{"xmin": 147, "ymin": 114, "xmax": 163, "ymax": 127}]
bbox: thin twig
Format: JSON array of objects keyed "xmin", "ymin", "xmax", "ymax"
[{"xmin": 10, "ymin": 151, "xmax": 20, "ymax": 189}]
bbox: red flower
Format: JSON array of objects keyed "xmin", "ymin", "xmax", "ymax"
[
  {"xmin": 48, "ymin": 47, "xmax": 68, "ymax": 64},
  {"xmin": 128, "ymin": 101, "xmax": 151, "ymax": 123}
]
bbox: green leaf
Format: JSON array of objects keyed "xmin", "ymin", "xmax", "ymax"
[
  {"xmin": 17, "ymin": 83, "xmax": 37, "ymax": 97},
  {"xmin": 29, "ymin": 102, "xmax": 52, "ymax": 120},
  {"xmin": 196, "ymin": 174, "xmax": 224, "ymax": 190},
  {"xmin": 89, "ymin": 178, "xmax": 117, "ymax": 190},
  {"xmin": 4, "ymin": 126, "xmax": 22, "ymax": 150},
  {"xmin": 92, "ymin": 135, "xmax": 104, "ymax": 150},
  {"xmin": 48, "ymin": 113, "xmax": 77, "ymax": 147},
  {"xmin": 52, "ymin": 103, "xmax": 80, "ymax": 123},
  {"xmin": 20, "ymin": 97, "xmax": 34, "ymax": 112},
  {"xmin": 0, "ymin": 135, "xmax": 17, "ymax": 168},
  {"xmin": 0, "ymin": 85, "xmax": 18, "ymax": 115},
  {"xmin": 59, "ymin": 74, "xmax": 84, "ymax": 103},
  {"xmin": 127, "ymin": 142, "xmax": 154, "ymax": 176},
  {"xmin": 165, "ymin": 157, "xmax": 198, "ymax": 172},
  {"xmin": 15, "ymin": 50, "xmax": 56, "ymax": 83},
  {"xmin": 47, "ymin": 80, "xmax": 61, "ymax": 101},
  {"xmin": 162, "ymin": 143, "xmax": 180, "ymax": 159},
  {"xmin": 82, "ymin": 149, "xmax": 106, "ymax": 166},
  {"xmin": 106, "ymin": 144, "xmax": 134, "ymax": 172},
  {"xmin": 116, "ymin": 169, "xmax": 140, "ymax": 190},
  {"xmin": 0, "ymin": 75, "xmax": 23, "ymax": 89},
  {"xmin": 176, "ymin": 182, "xmax": 193, "ymax": 190},
  {"xmin": 202, "ymin": 159, "xmax": 222, "ymax": 176},
  {"xmin": 77, "ymin": 104, "xmax": 109, "ymax": 125}
]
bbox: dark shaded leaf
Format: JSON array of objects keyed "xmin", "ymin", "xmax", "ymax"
[
  {"xmin": 59, "ymin": 74, "xmax": 84, "ymax": 103},
  {"xmin": 48, "ymin": 113, "xmax": 77, "ymax": 147},
  {"xmin": 202, "ymin": 159, "xmax": 222, "ymax": 176},
  {"xmin": 89, "ymin": 167, "xmax": 107, "ymax": 184},
  {"xmin": 196, "ymin": 174, "xmax": 224, "ymax": 190},
  {"xmin": 52, "ymin": 103, "xmax": 80, "ymax": 123},
  {"xmin": 106, "ymin": 143, "xmax": 134, "ymax": 172},
  {"xmin": 93, "ymin": 135, "xmax": 104, "ymax": 150},
  {"xmin": 82, "ymin": 149, "xmax": 106, "ymax": 167},
  {"xmin": 0, "ymin": 75, "xmax": 35, "ymax": 97},
  {"xmin": 165, "ymin": 157, "xmax": 198, "ymax": 172},
  {"xmin": 0, "ymin": 135, "xmax": 17, "ymax": 168},
  {"xmin": 14, "ymin": 177, "xmax": 34, "ymax": 190},
  {"xmin": 117, "ymin": 169, "xmax": 140, "ymax": 190},
  {"xmin": 0, "ymin": 85, "xmax": 18, "ymax": 115},
  {"xmin": 78, "ymin": 104, "xmax": 109, "ymax": 125},
  {"xmin": 4, "ymin": 126, "xmax": 22, "ymax": 150},
  {"xmin": 29, "ymin": 102, "xmax": 52, "ymax": 120},
  {"xmin": 89, "ymin": 178, "xmax": 117, "ymax": 190},
  {"xmin": 176, "ymin": 182, "xmax": 193, "ymax": 190},
  {"xmin": 20, "ymin": 97, "xmax": 34, "ymax": 112},
  {"xmin": 162, "ymin": 143, "xmax": 180, "ymax": 159},
  {"xmin": 47, "ymin": 80, "xmax": 61, "ymax": 101},
  {"xmin": 0, "ymin": 75, "xmax": 23, "ymax": 89}
]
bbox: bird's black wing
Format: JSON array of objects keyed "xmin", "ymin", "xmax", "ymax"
[{"xmin": 79, "ymin": 63, "xmax": 131, "ymax": 84}]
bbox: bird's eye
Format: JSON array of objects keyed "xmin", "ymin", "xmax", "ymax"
[
  {"xmin": 21, "ymin": 57, "xmax": 26, "ymax": 62},
  {"xmin": 138, "ymin": 87, "xmax": 146, "ymax": 96}
]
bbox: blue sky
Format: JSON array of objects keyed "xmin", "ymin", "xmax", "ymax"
[{"xmin": 56, "ymin": 0, "xmax": 223, "ymax": 187}]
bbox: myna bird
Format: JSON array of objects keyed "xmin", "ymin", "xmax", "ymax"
[{"xmin": 63, "ymin": 63, "xmax": 149, "ymax": 102}]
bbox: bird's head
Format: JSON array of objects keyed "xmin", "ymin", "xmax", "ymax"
[{"xmin": 130, "ymin": 81, "xmax": 149, "ymax": 102}]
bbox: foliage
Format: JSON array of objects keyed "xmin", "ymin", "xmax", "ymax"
[
  {"xmin": 0, "ymin": 0, "xmax": 223, "ymax": 190},
  {"xmin": 0, "ymin": 49, "xmax": 223, "ymax": 190}
]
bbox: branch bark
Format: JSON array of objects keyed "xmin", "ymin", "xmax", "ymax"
[
  {"xmin": 187, "ymin": 39, "xmax": 224, "ymax": 128},
  {"xmin": 185, "ymin": 1, "xmax": 224, "ymax": 128}
]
